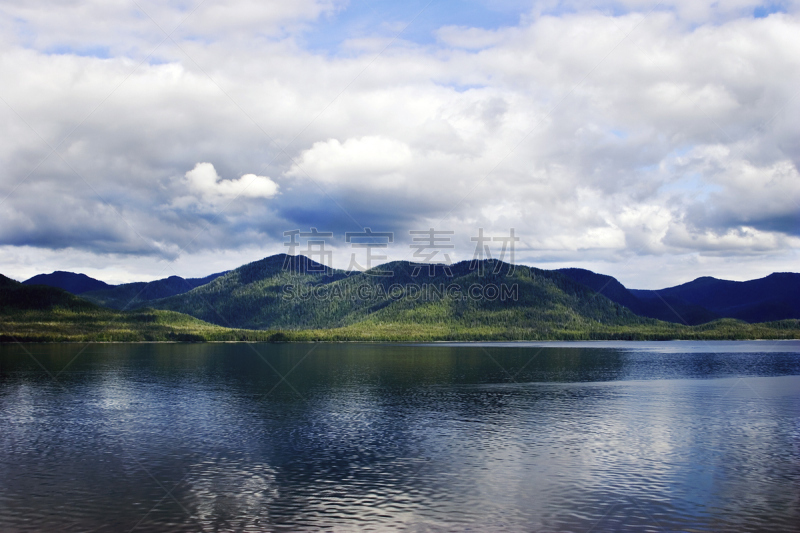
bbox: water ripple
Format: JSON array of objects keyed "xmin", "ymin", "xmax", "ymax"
[{"xmin": 0, "ymin": 342, "xmax": 798, "ymax": 531}]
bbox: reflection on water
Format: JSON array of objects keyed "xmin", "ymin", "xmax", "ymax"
[{"xmin": 0, "ymin": 341, "xmax": 799, "ymax": 532}]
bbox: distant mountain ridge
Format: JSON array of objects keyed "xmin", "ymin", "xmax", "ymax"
[
  {"xmin": 23, "ymin": 271, "xmax": 112, "ymax": 294},
  {"xmin": 21, "ymin": 270, "xmax": 228, "ymax": 310},
  {"xmin": 15, "ymin": 259, "xmax": 800, "ymax": 327},
  {"xmin": 556, "ymin": 268, "xmax": 720, "ymax": 325},
  {"xmin": 3, "ymin": 266, "xmax": 798, "ymax": 342},
  {"xmin": 630, "ymin": 272, "xmax": 800, "ymax": 323},
  {"xmin": 558, "ymin": 269, "xmax": 800, "ymax": 325},
  {"xmin": 3, "ymin": 274, "xmax": 97, "ymax": 312},
  {"xmin": 81, "ymin": 272, "xmax": 228, "ymax": 310}
]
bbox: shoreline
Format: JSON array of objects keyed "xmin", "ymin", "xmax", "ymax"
[{"xmin": 3, "ymin": 337, "xmax": 800, "ymax": 345}]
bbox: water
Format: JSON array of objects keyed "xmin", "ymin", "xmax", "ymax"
[{"xmin": 1, "ymin": 341, "xmax": 799, "ymax": 532}]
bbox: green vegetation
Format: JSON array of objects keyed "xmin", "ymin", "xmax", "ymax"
[
  {"xmin": 0, "ymin": 307, "xmax": 295, "ymax": 343},
  {"xmin": 0, "ymin": 273, "xmax": 275, "ymax": 342},
  {"xmin": 283, "ymin": 318, "xmax": 800, "ymax": 341},
  {"xmin": 147, "ymin": 255, "xmax": 656, "ymax": 330},
  {"xmin": 2, "ymin": 306, "xmax": 798, "ymax": 343}
]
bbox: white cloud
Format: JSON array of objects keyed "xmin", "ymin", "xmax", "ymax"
[
  {"xmin": 0, "ymin": 1, "xmax": 799, "ymax": 286},
  {"xmin": 287, "ymin": 136, "xmax": 413, "ymax": 187},
  {"xmin": 0, "ymin": 0, "xmax": 343, "ymax": 56},
  {"xmin": 177, "ymin": 162, "xmax": 279, "ymax": 208}
]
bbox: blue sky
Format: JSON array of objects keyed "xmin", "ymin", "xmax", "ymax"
[
  {"xmin": 300, "ymin": 0, "xmax": 791, "ymax": 53},
  {"xmin": 301, "ymin": 0, "xmax": 529, "ymax": 51}
]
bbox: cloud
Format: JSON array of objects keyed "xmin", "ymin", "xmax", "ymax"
[
  {"xmin": 1, "ymin": 0, "xmax": 344, "ymax": 56},
  {"xmin": 0, "ymin": 1, "xmax": 799, "ymax": 285},
  {"xmin": 287, "ymin": 136, "xmax": 413, "ymax": 188},
  {"xmin": 677, "ymin": 150, "xmax": 800, "ymax": 236},
  {"xmin": 180, "ymin": 162, "xmax": 279, "ymax": 206}
]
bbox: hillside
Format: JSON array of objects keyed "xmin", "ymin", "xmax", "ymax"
[
  {"xmin": 0, "ymin": 274, "xmax": 270, "ymax": 342},
  {"xmin": 2, "ymin": 273, "xmax": 98, "ymax": 312},
  {"xmin": 4, "ymin": 260, "xmax": 800, "ymax": 342},
  {"xmin": 142, "ymin": 255, "xmax": 800, "ymax": 332},
  {"xmin": 22, "ymin": 271, "xmax": 112, "ymax": 294},
  {"xmin": 632, "ymin": 273, "xmax": 800, "ymax": 323},
  {"xmin": 18, "ymin": 261, "xmax": 799, "ymax": 328},
  {"xmin": 558, "ymin": 268, "xmax": 720, "ymax": 325},
  {"xmin": 81, "ymin": 271, "xmax": 228, "ymax": 310},
  {"xmin": 148, "ymin": 254, "xmax": 654, "ymax": 332},
  {"xmin": 2, "ymin": 269, "xmax": 799, "ymax": 342}
]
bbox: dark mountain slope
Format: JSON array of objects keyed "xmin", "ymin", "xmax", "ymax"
[
  {"xmin": 633, "ymin": 273, "xmax": 800, "ymax": 323},
  {"xmin": 1, "ymin": 274, "xmax": 98, "ymax": 312},
  {"xmin": 22, "ymin": 271, "xmax": 112, "ymax": 294},
  {"xmin": 556, "ymin": 268, "xmax": 642, "ymax": 310},
  {"xmin": 81, "ymin": 271, "xmax": 228, "ymax": 310},
  {"xmin": 557, "ymin": 268, "xmax": 719, "ymax": 325}
]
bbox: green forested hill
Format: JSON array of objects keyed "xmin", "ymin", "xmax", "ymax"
[
  {"xmin": 0, "ymin": 274, "xmax": 270, "ymax": 342},
  {"xmin": 139, "ymin": 254, "xmax": 800, "ymax": 340},
  {"xmin": 2, "ymin": 260, "xmax": 799, "ymax": 342},
  {"xmin": 146, "ymin": 254, "xmax": 656, "ymax": 332}
]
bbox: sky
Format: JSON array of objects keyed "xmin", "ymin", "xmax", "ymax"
[{"xmin": 0, "ymin": 0, "xmax": 798, "ymax": 288}]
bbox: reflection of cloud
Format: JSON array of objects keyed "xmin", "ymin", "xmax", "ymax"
[{"xmin": 185, "ymin": 458, "xmax": 278, "ymax": 527}]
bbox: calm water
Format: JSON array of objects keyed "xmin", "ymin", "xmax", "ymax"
[{"xmin": 1, "ymin": 341, "xmax": 799, "ymax": 532}]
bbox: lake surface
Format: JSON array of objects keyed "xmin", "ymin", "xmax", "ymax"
[{"xmin": 1, "ymin": 341, "xmax": 799, "ymax": 532}]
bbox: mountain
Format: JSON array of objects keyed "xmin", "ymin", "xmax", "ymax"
[
  {"xmin": 2, "ymin": 273, "xmax": 97, "ymax": 312},
  {"xmin": 7, "ymin": 258, "xmax": 800, "ymax": 341},
  {"xmin": 146, "ymin": 254, "xmax": 650, "ymax": 332},
  {"xmin": 632, "ymin": 273, "xmax": 800, "ymax": 323},
  {"xmin": 557, "ymin": 268, "xmax": 800, "ymax": 325},
  {"xmin": 22, "ymin": 271, "xmax": 112, "ymax": 294},
  {"xmin": 81, "ymin": 271, "xmax": 228, "ymax": 310},
  {"xmin": 0, "ymin": 274, "xmax": 17, "ymax": 289},
  {"xmin": 557, "ymin": 268, "xmax": 720, "ymax": 325},
  {"xmin": 556, "ymin": 268, "xmax": 643, "ymax": 311},
  {"xmin": 2, "ymin": 265, "xmax": 799, "ymax": 342},
  {"xmin": 0, "ymin": 273, "xmax": 268, "ymax": 343}
]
